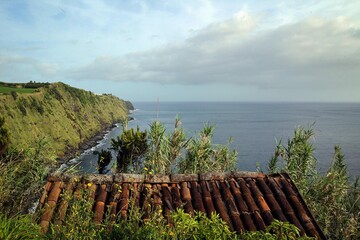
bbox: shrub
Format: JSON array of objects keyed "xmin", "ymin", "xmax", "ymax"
[
  {"xmin": 111, "ymin": 118, "xmax": 236, "ymax": 175},
  {"xmin": 17, "ymin": 98, "xmax": 28, "ymax": 116},
  {"xmin": 30, "ymin": 97, "xmax": 45, "ymax": 115},
  {"xmin": 111, "ymin": 123, "xmax": 148, "ymax": 173},
  {"xmin": 269, "ymin": 127, "xmax": 360, "ymax": 239},
  {"xmin": 97, "ymin": 149, "xmax": 112, "ymax": 174},
  {"xmin": 178, "ymin": 124, "xmax": 237, "ymax": 173},
  {"xmin": 10, "ymin": 91, "xmax": 17, "ymax": 100}
]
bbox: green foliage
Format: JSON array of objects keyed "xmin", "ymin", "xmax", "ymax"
[
  {"xmin": 268, "ymin": 126, "xmax": 317, "ymax": 191},
  {"xmin": 0, "ymin": 81, "xmax": 129, "ymax": 156},
  {"xmin": 179, "ymin": 124, "xmax": 237, "ymax": 173},
  {"xmin": 10, "ymin": 91, "xmax": 17, "ymax": 100},
  {"xmin": 171, "ymin": 210, "xmax": 237, "ymax": 240},
  {"xmin": 143, "ymin": 117, "xmax": 187, "ymax": 174},
  {"xmin": 112, "ymin": 118, "xmax": 236, "ymax": 174},
  {"xmin": 47, "ymin": 187, "xmax": 104, "ymax": 240},
  {"xmin": 30, "ymin": 97, "xmax": 45, "ymax": 115},
  {"xmin": 0, "ymin": 117, "xmax": 10, "ymax": 155},
  {"xmin": 17, "ymin": 97, "xmax": 28, "ymax": 116},
  {"xmin": 0, "ymin": 86, "xmax": 36, "ymax": 94},
  {"xmin": 23, "ymin": 81, "xmax": 50, "ymax": 89},
  {"xmin": 111, "ymin": 124, "xmax": 148, "ymax": 172},
  {"xmin": 48, "ymin": 86, "xmax": 62, "ymax": 101},
  {"xmin": 46, "ymin": 203, "xmax": 313, "ymax": 240},
  {"xmin": 269, "ymin": 127, "xmax": 360, "ymax": 239},
  {"xmin": 241, "ymin": 220, "xmax": 314, "ymax": 240},
  {"xmin": 97, "ymin": 149, "xmax": 112, "ymax": 174},
  {"xmin": 167, "ymin": 117, "xmax": 187, "ymax": 173},
  {"xmin": 0, "ymin": 213, "xmax": 43, "ymax": 240},
  {"xmin": 0, "ymin": 137, "xmax": 56, "ymax": 215},
  {"xmin": 62, "ymin": 83, "xmax": 97, "ymax": 105}
]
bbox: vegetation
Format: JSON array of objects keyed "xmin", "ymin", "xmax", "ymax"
[
  {"xmin": 110, "ymin": 118, "xmax": 236, "ymax": 174},
  {"xmin": 0, "ymin": 86, "xmax": 37, "ymax": 94},
  {"xmin": 111, "ymin": 121, "xmax": 148, "ymax": 172},
  {"xmin": 0, "ymin": 117, "xmax": 10, "ymax": 155},
  {"xmin": 0, "ymin": 82, "xmax": 130, "ymax": 157},
  {"xmin": 269, "ymin": 127, "xmax": 360, "ymax": 239},
  {"xmin": 0, "ymin": 81, "xmax": 50, "ymax": 89},
  {"xmin": 0, "ymin": 213, "xmax": 42, "ymax": 240},
  {"xmin": 179, "ymin": 123, "xmax": 237, "ymax": 173},
  {"xmin": 97, "ymin": 149, "xmax": 112, "ymax": 174},
  {"xmin": 0, "ymin": 137, "xmax": 56, "ymax": 216},
  {"xmin": 0, "ymin": 99, "xmax": 359, "ymax": 238}
]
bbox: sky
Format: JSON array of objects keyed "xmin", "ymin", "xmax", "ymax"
[{"xmin": 0, "ymin": 0, "xmax": 359, "ymax": 102}]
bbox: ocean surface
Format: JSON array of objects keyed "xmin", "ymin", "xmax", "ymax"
[{"xmin": 75, "ymin": 102, "xmax": 360, "ymax": 177}]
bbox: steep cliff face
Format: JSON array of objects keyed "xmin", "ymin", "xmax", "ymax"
[{"xmin": 0, "ymin": 82, "xmax": 130, "ymax": 157}]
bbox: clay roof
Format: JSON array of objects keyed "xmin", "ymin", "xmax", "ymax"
[{"xmin": 38, "ymin": 172, "xmax": 325, "ymax": 239}]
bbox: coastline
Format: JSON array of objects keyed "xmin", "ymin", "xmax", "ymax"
[
  {"xmin": 57, "ymin": 122, "xmax": 117, "ymax": 165},
  {"xmin": 56, "ymin": 115, "xmax": 134, "ymax": 171}
]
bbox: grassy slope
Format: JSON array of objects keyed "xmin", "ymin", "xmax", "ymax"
[
  {"xmin": 0, "ymin": 86, "xmax": 37, "ymax": 94},
  {"xmin": 0, "ymin": 82, "xmax": 129, "ymax": 157}
]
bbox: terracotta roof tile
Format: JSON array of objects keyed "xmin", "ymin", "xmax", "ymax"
[{"xmin": 37, "ymin": 172, "xmax": 325, "ymax": 239}]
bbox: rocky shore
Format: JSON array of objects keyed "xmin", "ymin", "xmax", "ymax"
[{"xmin": 57, "ymin": 122, "xmax": 116, "ymax": 165}]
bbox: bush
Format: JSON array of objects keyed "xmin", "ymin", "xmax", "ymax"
[
  {"xmin": 97, "ymin": 149, "xmax": 112, "ymax": 174},
  {"xmin": 30, "ymin": 97, "xmax": 45, "ymax": 115},
  {"xmin": 179, "ymin": 124, "xmax": 237, "ymax": 174},
  {"xmin": 17, "ymin": 98, "xmax": 28, "ymax": 116},
  {"xmin": 111, "ymin": 118, "xmax": 237, "ymax": 175},
  {"xmin": 111, "ymin": 122, "xmax": 148, "ymax": 173},
  {"xmin": 269, "ymin": 127, "xmax": 360, "ymax": 239},
  {"xmin": 10, "ymin": 91, "xmax": 17, "ymax": 100}
]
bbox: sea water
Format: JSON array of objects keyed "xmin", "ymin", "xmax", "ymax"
[{"xmin": 76, "ymin": 102, "xmax": 360, "ymax": 177}]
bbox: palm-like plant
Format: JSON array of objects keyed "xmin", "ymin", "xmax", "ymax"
[{"xmin": 111, "ymin": 126, "xmax": 148, "ymax": 173}]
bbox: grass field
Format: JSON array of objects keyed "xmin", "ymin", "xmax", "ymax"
[{"xmin": 0, "ymin": 86, "xmax": 36, "ymax": 94}]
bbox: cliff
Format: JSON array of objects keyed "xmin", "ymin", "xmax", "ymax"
[{"xmin": 0, "ymin": 82, "xmax": 130, "ymax": 158}]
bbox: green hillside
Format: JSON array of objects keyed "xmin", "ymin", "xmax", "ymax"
[{"xmin": 0, "ymin": 82, "xmax": 130, "ymax": 158}]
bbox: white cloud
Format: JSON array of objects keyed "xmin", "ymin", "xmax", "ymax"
[
  {"xmin": 0, "ymin": 54, "xmax": 59, "ymax": 82},
  {"xmin": 68, "ymin": 14, "xmax": 360, "ymax": 92}
]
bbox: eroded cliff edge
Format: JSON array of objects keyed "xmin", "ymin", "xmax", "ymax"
[{"xmin": 0, "ymin": 82, "xmax": 131, "ymax": 161}]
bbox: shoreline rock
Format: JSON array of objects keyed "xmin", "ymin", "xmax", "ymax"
[
  {"xmin": 56, "ymin": 100, "xmax": 134, "ymax": 168},
  {"xmin": 57, "ymin": 118, "xmax": 122, "ymax": 166}
]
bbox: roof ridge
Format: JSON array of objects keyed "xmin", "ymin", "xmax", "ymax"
[{"xmin": 48, "ymin": 171, "xmax": 266, "ymax": 183}]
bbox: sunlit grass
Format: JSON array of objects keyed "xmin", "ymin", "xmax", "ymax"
[{"xmin": 0, "ymin": 86, "xmax": 36, "ymax": 94}]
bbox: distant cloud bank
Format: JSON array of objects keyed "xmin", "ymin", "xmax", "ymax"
[{"xmin": 68, "ymin": 14, "xmax": 360, "ymax": 91}]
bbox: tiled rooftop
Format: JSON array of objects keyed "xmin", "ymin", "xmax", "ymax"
[{"xmin": 38, "ymin": 172, "xmax": 325, "ymax": 239}]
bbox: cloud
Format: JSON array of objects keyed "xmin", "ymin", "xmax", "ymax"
[
  {"xmin": 68, "ymin": 14, "xmax": 360, "ymax": 91},
  {"xmin": 0, "ymin": 55, "xmax": 59, "ymax": 82}
]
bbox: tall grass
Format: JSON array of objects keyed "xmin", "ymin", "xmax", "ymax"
[
  {"xmin": 0, "ymin": 137, "xmax": 56, "ymax": 215},
  {"xmin": 269, "ymin": 127, "xmax": 360, "ymax": 239},
  {"xmin": 0, "ymin": 213, "xmax": 42, "ymax": 240},
  {"xmin": 112, "ymin": 118, "xmax": 237, "ymax": 174}
]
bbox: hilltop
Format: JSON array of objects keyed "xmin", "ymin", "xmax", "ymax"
[{"xmin": 0, "ymin": 81, "xmax": 131, "ymax": 160}]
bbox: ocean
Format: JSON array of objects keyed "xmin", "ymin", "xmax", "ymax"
[{"xmin": 75, "ymin": 102, "xmax": 360, "ymax": 177}]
